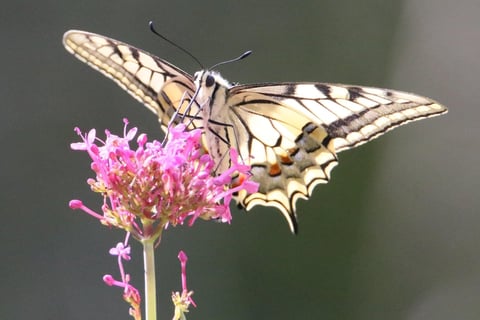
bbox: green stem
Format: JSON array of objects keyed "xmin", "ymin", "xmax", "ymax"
[{"xmin": 143, "ymin": 237, "xmax": 157, "ymax": 320}]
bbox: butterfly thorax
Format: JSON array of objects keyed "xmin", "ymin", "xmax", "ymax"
[{"xmin": 194, "ymin": 70, "xmax": 236, "ymax": 173}]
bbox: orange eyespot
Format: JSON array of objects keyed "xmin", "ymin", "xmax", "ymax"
[
  {"xmin": 268, "ymin": 163, "xmax": 281, "ymax": 177},
  {"xmin": 231, "ymin": 172, "xmax": 246, "ymax": 188},
  {"xmin": 280, "ymin": 154, "xmax": 293, "ymax": 165}
]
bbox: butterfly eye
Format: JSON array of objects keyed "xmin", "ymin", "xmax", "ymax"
[{"xmin": 205, "ymin": 75, "xmax": 215, "ymax": 87}]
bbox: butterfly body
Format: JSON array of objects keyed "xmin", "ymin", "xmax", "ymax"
[
  {"xmin": 194, "ymin": 70, "xmax": 236, "ymax": 173},
  {"xmin": 63, "ymin": 30, "xmax": 447, "ymax": 233}
]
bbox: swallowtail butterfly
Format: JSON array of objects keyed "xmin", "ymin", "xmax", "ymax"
[{"xmin": 63, "ymin": 30, "xmax": 447, "ymax": 233}]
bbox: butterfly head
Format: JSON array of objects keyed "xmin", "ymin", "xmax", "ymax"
[
  {"xmin": 192, "ymin": 70, "xmax": 233, "ymax": 112},
  {"xmin": 194, "ymin": 70, "xmax": 233, "ymax": 91}
]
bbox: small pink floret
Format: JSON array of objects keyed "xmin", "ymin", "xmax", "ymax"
[
  {"xmin": 103, "ymin": 274, "xmax": 115, "ymax": 286},
  {"xmin": 178, "ymin": 250, "xmax": 187, "ymax": 263},
  {"xmin": 68, "ymin": 199, "xmax": 83, "ymax": 209}
]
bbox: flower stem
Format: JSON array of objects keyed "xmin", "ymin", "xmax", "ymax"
[{"xmin": 143, "ymin": 237, "xmax": 157, "ymax": 320}]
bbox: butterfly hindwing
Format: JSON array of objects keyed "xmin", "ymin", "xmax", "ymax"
[
  {"xmin": 224, "ymin": 90, "xmax": 338, "ymax": 232},
  {"xmin": 227, "ymin": 83, "xmax": 446, "ymax": 232}
]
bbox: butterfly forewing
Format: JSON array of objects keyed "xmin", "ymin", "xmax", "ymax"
[
  {"xmin": 63, "ymin": 30, "xmax": 201, "ymax": 132},
  {"xmin": 63, "ymin": 30, "xmax": 447, "ymax": 233},
  {"xmin": 234, "ymin": 83, "xmax": 447, "ymax": 152}
]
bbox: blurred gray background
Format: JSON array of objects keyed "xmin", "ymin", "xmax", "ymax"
[{"xmin": 1, "ymin": 0, "xmax": 478, "ymax": 319}]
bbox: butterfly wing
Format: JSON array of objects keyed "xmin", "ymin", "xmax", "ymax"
[
  {"xmin": 63, "ymin": 30, "xmax": 200, "ymax": 131},
  {"xmin": 227, "ymin": 83, "xmax": 447, "ymax": 233}
]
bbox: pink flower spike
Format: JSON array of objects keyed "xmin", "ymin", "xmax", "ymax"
[
  {"xmin": 68, "ymin": 199, "xmax": 104, "ymax": 220},
  {"xmin": 178, "ymin": 251, "xmax": 188, "ymax": 292},
  {"xmin": 177, "ymin": 250, "xmax": 196, "ymax": 307},
  {"xmin": 172, "ymin": 250, "xmax": 196, "ymax": 320},
  {"xmin": 103, "ymin": 243, "xmax": 141, "ymax": 320}
]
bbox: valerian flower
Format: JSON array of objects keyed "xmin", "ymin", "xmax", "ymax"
[
  {"xmin": 70, "ymin": 119, "xmax": 258, "ymax": 242},
  {"xmin": 69, "ymin": 119, "xmax": 258, "ymax": 320}
]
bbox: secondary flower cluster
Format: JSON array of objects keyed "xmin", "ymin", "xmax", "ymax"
[
  {"xmin": 70, "ymin": 119, "xmax": 258, "ymax": 241},
  {"xmin": 103, "ymin": 235, "xmax": 141, "ymax": 320}
]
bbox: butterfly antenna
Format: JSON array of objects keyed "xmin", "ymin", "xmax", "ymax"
[
  {"xmin": 209, "ymin": 50, "xmax": 252, "ymax": 70},
  {"xmin": 149, "ymin": 21, "xmax": 204, "ymax": 69}
]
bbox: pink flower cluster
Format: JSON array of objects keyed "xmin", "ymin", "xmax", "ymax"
[
  {"xmin": 70, "ymin": 119, "xmax": 258, "ymax": 240},
  {"xmin": 103, "ymin": 237, "xmax": 141, "ymax": 320}
]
